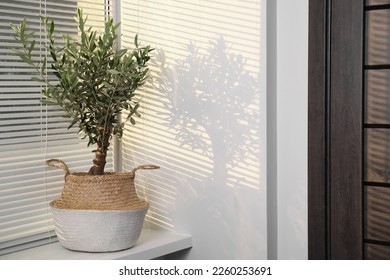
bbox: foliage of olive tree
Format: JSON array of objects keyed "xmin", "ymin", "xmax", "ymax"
[{"xmin": 10, "ymin": 9, "xmax": 153, "ymax": 175}]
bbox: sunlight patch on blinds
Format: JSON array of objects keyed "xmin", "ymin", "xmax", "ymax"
[
  {"xmin": 0, "ymin": 0, "xmax": 112, "ymax": 253},
  {"xmin": 120, "ymin": 0, "xmax": 264, "ymax": 231}
]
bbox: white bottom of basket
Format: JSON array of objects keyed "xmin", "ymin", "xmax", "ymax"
[{"xmin": 51, "ymin": 206, "xmax": 148, "ymax": 252}]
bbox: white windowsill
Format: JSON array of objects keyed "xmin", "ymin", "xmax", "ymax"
[{"xmin": 1, "ymin": 229, "xmax": 192, "ymax": 260}]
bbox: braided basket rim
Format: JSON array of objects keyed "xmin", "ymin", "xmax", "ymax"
[{"xmin": 66, "ymin": 171, "xmax": 135, "ymax": 177}]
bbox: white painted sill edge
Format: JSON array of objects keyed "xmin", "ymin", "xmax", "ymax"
[{"xmin": 0, "ymin": 229, "xmax": 192, "ymax": 260}]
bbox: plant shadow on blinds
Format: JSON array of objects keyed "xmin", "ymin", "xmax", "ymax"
[{"xmin": 0, "ymin": 0, "xmax": 112, "ymax": 256}]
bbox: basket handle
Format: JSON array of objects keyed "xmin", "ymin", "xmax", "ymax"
[
  {"xmin": 45, "ymin": 159, "xmax": 70, "ymax": 175},
  {"xmin": 132, "ymin": 164, "xmax": 160, "ymax": 174}
]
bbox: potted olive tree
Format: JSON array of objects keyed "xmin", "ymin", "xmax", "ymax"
[{"xmin": 10, "ymin": 9, "xmax": 159, "ymax": 252}]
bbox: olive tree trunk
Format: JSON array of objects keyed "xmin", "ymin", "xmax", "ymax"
[{"xmin": 88, "ymin": 128, "xmax": 111, "ymax": 175}]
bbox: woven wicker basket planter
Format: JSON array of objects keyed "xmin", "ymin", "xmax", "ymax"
[{"xmin": 46, "ymin": 159, "xmax": 159, "ymax": 252}]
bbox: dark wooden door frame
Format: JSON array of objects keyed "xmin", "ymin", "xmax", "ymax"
[
  {"xmin": 308, "ymin": 0, "xmax": 328, "ymax": 259},
  {"xmin": 308, "ymin": 0, "xmax": 333, "ymax": 259},
  {"xmin": 308, "ymin": 0, "xmax": 364, "ymax": 259}
]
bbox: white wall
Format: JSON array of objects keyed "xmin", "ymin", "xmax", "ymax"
[
  {"xmin": 275, "ymin": 0, "xmax": 308, "ymax": 259},
  {"xmin": 121, "ymin": 0, "xmax": 268, "ymax": 259}
]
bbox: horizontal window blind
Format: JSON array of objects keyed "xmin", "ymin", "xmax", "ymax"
[{"xmin": 0, "ymin": 0, "xmax": 113, "ymax": 254}]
